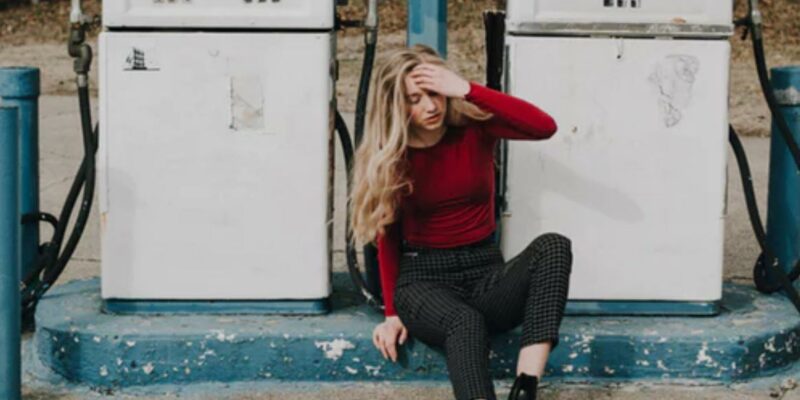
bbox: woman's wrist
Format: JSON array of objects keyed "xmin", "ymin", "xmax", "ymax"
[{"xmin": 457, "ymin": 79, "xmax": 472, "ymax": 99}]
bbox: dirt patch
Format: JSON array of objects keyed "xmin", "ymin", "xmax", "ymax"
[{"xmin": 1, "ymin": 0, "xmax": 798, "ymax": 136}]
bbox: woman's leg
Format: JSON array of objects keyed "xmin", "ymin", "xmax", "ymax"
[
  {"xmin": 395, "ymin": 281, "xmax": 497, "ymax": 400},
  {"xmin": 467, "ymin": 233, "xmax": 573, "ymax": 377}
]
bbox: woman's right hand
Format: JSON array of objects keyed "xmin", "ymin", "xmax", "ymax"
[{"xmin": 372, "ymin": 315, "xmax": 408, "ymax": 363}]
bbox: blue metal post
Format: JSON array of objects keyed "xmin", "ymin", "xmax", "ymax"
[
  {"xmin": 0, "ymin": 106, "xmax": 21, "ymax": 400},
  {"xmin": 407, "ymin": 0, "xmax": 448, "ymax": 58},
  {"xmin": 0, "ymin": 67, "xmax": 41, "ymax": 282},
  {"xmin": 766, "ymin": 66, "xmax": 800, "ymax": 282}
]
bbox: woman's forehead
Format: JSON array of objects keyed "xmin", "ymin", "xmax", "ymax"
[{"xmin": 404, "ymin": 75, "xmax": 424, "ymax": 96}]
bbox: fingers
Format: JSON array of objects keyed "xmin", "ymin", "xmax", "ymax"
[
  {"xmin": 377, "ymin": 335, "xmax": 389, "ymax": 360},
  {"xmin": 372, "ymin": 328, "xmax": 380, "ymax": 350},
  {"xmin": 374, "ymin": 330, "xmax": 404, "ymax": 362},
  {"xmin": 399, "ymin": 327, "xmax": 408, "ymax": 346},
  {"xmin": 386, "ymin": 336, "xmax": 398, "ymax": 362},
  {"xmin": 413, "ymin": 63, "xmax": 441, "ymax": 74}
]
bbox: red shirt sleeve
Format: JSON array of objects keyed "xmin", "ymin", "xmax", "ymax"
[
  {"xmin": 465, "ymin": 81, "xmax": 558, "ymax": 140},
  {"xmin": 377, "ymin": 221, "xmax": 401, "ymax": 317}
]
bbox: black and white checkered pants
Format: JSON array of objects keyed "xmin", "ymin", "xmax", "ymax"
[{"xmin": 394, "ymin": 233, "xmax": 572, "ymax": 400}]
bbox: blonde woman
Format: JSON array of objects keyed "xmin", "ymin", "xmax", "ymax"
[{"xmin": 350, "ymin": 45, "xmax": 572, "ymax": 400}]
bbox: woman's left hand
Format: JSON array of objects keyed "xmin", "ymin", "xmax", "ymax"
[{"xmin": 409, "ymin": 63, "xmax": 471, "ymax": 99}]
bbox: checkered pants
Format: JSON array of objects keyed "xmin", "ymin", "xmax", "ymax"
[{"xmin": 393, "ymin": 233, "xmax": 572, "ymax": 400}]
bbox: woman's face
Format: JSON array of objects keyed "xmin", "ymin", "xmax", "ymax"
[{"xmin": 404, "ymin": 72, "xmax": 447, "ymax": 133}]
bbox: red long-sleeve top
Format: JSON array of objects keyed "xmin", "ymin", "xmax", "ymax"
[{"xmin": 377, "ymin": 82, "xmax": 558, "ymax": 317}]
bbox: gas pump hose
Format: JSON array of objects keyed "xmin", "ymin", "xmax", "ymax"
[
  {"xmin": 19, "ymin": 21, "xmax": 98, "ymax": 325},
  {"xmin": 336, "ymin": 0, "xmax": 386, "ymax": 312},
  {"xmin": 730, "ymin": 0, "xmax": 800, "ymax": 313}
]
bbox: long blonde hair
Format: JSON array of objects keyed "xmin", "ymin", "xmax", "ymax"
[{"xmin": 349, "ymin": 44, "xmax": 492, "ymax": 244}]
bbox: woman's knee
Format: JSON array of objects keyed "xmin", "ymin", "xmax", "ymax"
[
  {"xmin": 534, "ymin": 232, "xmax": 571, "ymax": 252},
  {"xmin": 446, "ymin": 308, "xmax": 488, "ymax": 337}
]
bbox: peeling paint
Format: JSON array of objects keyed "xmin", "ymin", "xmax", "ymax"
[
  {"xmin": 775, "ymin": 86, "xmax": 800, "ymax": 106},
  {"xmin": 345, "ymin": 366, "xmax": 358, "ymax": 375},
  {"xmin": 210, "ymin": 330, "xmax": 237, "ymax": 342},
  {"xmin": 765, "ymin": 337, "xmax": 777, "ymax": 352},
  {"xmin": 314, "ymin": 339, "xmax": 356, "ymax": 361},
  {"xmin": 143, "ymin": 363, "xmax": 155, "ymax": 375},
  {"xmin": 99, "ymin": 365, "xmax": 108, "ymax": 377},
  {"xmin": 696, "ymin": 342, "xmax": 718, "ymax": 367},
  {"xmin": 364, "ymin": 365, "xmax": 382, "ymax": 376}
]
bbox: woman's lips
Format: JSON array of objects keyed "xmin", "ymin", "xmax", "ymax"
[{"xmin": 425, "ymin": 114, "xmax": 441, "ymax": 123}]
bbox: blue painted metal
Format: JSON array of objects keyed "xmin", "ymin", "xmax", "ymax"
[
  {"xmin": 0, "ymin": 106, "xmax": 21, "ymax": 400},
  {"xmin": 0, "ymin": 67, "xmax": 40, "ymax": 282},
  {"xmin": 407, "ymin": 0, "xmax": 448, "ymax": 58},
  {"xmin": 766, "ymin": 65, "xmax": 800, "ymax": 285},
  {"xmin": 31, "ymin": 274, "xmax": 800, "ymax": 388},
  {"xmin": 103, "ymin": 298, "xmax": 330, "ymax": 315},
  {"xmin": 566, "ymin": 300, "xmax": 719, "ymax": 316}
]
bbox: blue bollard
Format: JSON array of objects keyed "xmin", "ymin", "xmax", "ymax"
[
  {"xmin": 0, "ymin": 106, "xmax": 21, "ymax": 400},
  {"xmin": 407, "ymin": 0, "xmax": 447, "ymax": 58},
  {"xmin": 0, "ymin": 67, "xmax": 40, "ymax": 283},
  {"xmin": 766, "ymin": 66, "xmax": 800, "ymax": 283}
]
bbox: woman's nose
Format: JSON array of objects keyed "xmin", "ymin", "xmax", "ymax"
[{"xmin": 422, "ymin": 96, "xmax": 438, "ymax": 113}]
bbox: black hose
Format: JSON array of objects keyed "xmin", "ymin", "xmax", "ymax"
[
  {"xmin": 354, "ymin": 32, "xmax": 376, "ymax": 148},
  {"xmin": 21, "ymin": 85, "xmax": 96, "ymax": 317},
  {"xmin": 335, "ymin": 110, "xmax": 383, "ymax": 310},
  {"xmin": 21, "ymin": 212, "xmax": 58, "ymax": 232},
  {"xmin": 729, "ymin": 126, "xmax": 800, "ymax": 313},
  {"xmin": 484, "ymin": 10, "xmax": 507, "ymax": 242},
  {"xmin": 733, "ymin": 0, "xmax": 800, "ymax": 298},
  {"xmin": 21, "ymin": 21, "xmax": 97, "ymax": 322},
  {"xmin": 40, "ymin": 86, "xmax": 97, "ymax": 289},
  {"xmin": 338, "ymin": 5, "xmax": 384, "ymax": 312}
]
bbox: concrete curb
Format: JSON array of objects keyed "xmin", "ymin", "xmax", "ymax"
[{"xmin": 32, "ymin": 273, "xmax": 800, "ymax": 390}]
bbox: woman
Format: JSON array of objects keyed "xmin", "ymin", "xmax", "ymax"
[{"xmin": 349, "ymin": 44, "xmax": 572, "ymax": 400}]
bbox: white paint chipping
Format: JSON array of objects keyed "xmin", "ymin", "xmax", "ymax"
[
  {"xmin": 125, "ymin": 340, "xmax": 136, "ymax": 347},
  {"xmin": 765, "ymin": 336, "xmax": 777, "ymax": 353},
  {"xmin": 99, "ymin": 365, "xmax": 109, "ymax": 377},
  {"xmin": 364, "ymin": 365, "xmax": 382, "ymax": 376},
  {"xmin": 696, "ymin": 342, "xmax": 718, "ymax": 367},
  {"xmin": 143, "ymin": 362, "xmax": 155, "ymax": 375},
  {"xmin": 210, "ymin": 330, "xmax": 237, "ymax": 342},
  {"xmin": 775, "ymin": 86, "xmax": 800, "ymax": 105},
  {"xmin": 314, "ymin": 339, "xmax": 356, "ymax": 361},
  {"xmin": 345, "ymin": 366, "xmax": 358, "ymax": 375}
]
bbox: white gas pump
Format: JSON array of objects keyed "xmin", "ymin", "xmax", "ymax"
[
  {"xmin": 502, "ymin": 1, "xmax": 734, "ymax": 313},
  {"xmin": 99, "ymin": 1, "xmax": 337, "ymax": 312}
]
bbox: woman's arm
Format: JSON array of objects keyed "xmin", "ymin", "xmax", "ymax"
[
  {"xmin": 377, "ymin": 221, "xmax": 401, "ymax": 317},
  {"xmin": 466, "ymin": 81, "xmax": 558, "ymax": 140}
]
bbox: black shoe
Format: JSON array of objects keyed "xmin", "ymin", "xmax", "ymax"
[{"xmin": 507, "ymin": 372, "xmax": 538, "ymax": 400}]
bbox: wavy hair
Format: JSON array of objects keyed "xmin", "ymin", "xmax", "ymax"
[{"xmin": 349, "ymin": 44, "xmax": 493, "ymax": 244}]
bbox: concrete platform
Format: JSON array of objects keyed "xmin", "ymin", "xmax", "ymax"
[{"xmin": 32, "ymin": 272, "xmax": 800, "ymax": 390}]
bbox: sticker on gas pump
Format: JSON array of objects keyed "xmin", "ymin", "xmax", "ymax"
[
  {"xmin": 648, "ymin": 55, "xmax": 699, "ymax": 128},
  {"xmin": 229, "ymin": 76, "xmax": 266, "ymax": 134},
  {"xmin": 124, "ymin": 46, "xmax": 160, "ymax": 71}
]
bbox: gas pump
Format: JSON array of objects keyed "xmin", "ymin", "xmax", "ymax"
[
  {"xmin": 97, "ymin": 0, "xmax": 340, "ymax": 313},
  {"xmin": 501, "ymin": 0, "xmax": 734, "ymax": 314}
]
